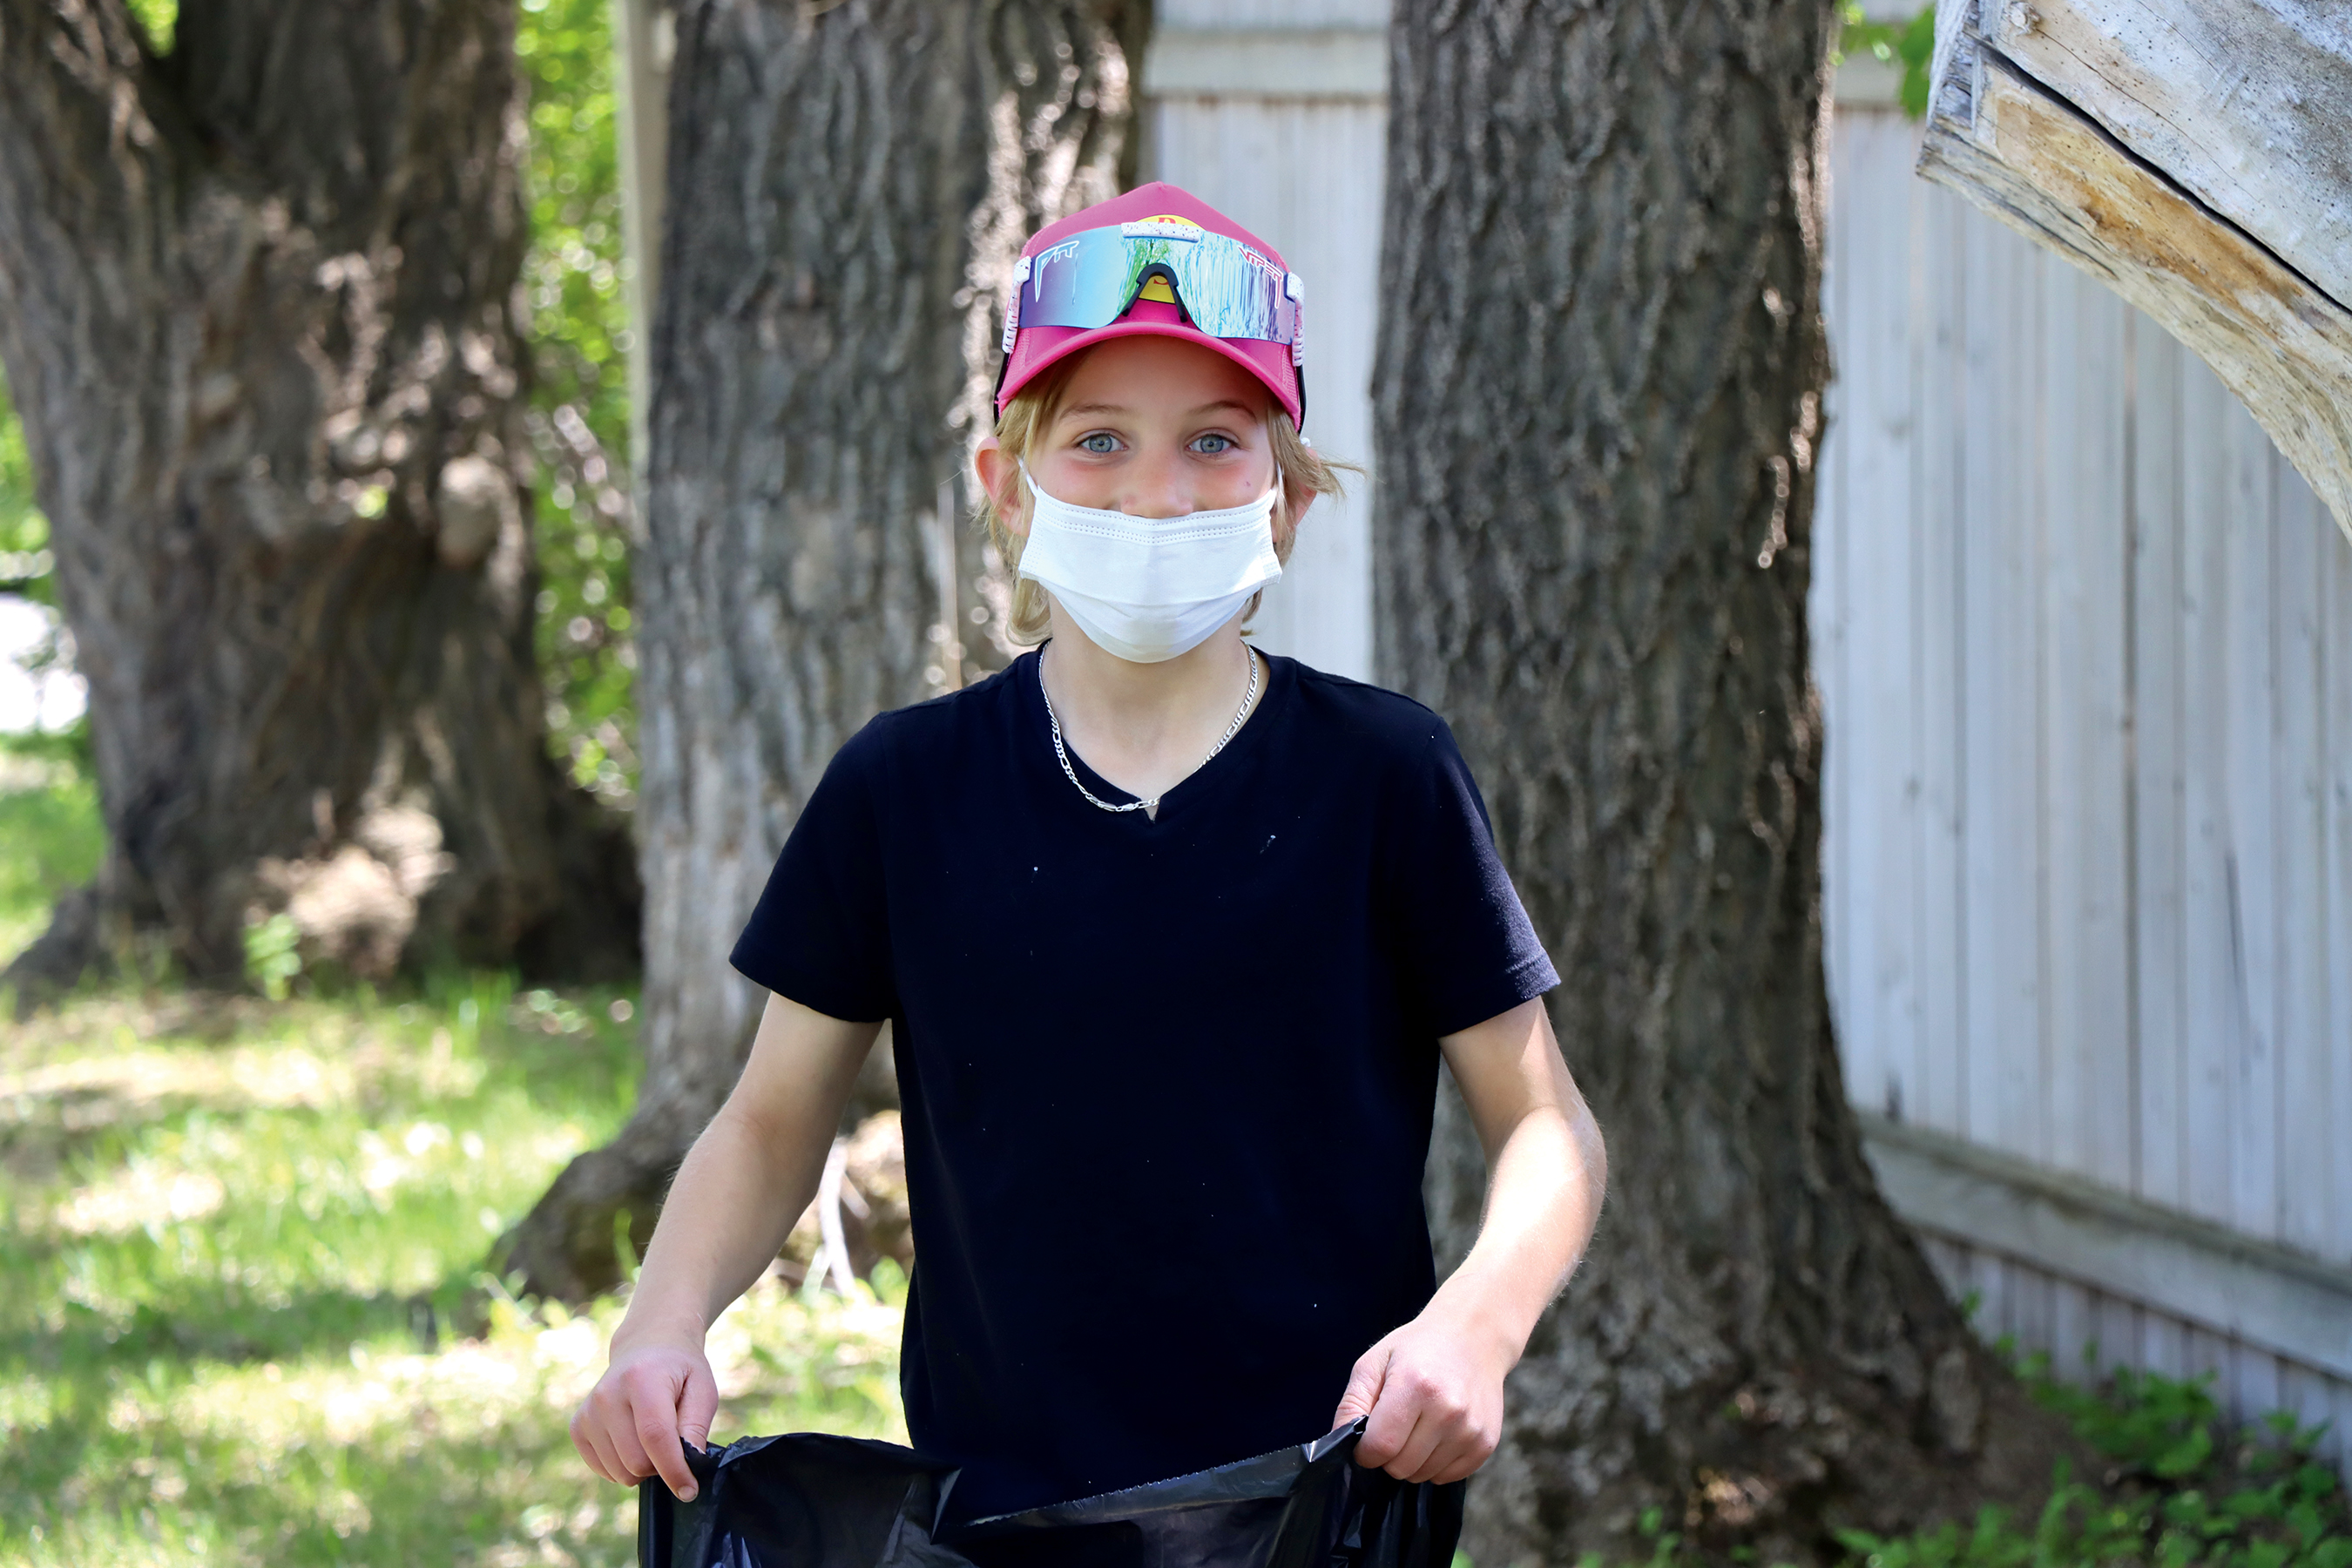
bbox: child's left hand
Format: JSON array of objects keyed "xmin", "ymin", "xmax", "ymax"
[{"xmin": 1329, "ymin": 1301, "xmax": 1515, "ymax": 1484}]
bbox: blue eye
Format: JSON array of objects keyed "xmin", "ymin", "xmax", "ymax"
[
  {"xmin": 1078, "ymin": 432, "xmax": 1119, "ymax": 455},
  {"xmin": 1192, "ymin": 433, "xmax": 1235, "ymax": 455}
]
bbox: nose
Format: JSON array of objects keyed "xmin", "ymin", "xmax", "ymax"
[{"xmin": 1119, "ymin": 447, "xmax": 1195, "ymax": 520}]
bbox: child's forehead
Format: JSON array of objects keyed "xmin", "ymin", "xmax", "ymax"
[{"xmin": 1055, "ymin": 336, "xmax": 1272, "ymax": 415}]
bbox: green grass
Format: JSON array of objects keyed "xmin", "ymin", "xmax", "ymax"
[
  {"xmin": 0, "ymin": 727, "xmax": 102, "ymax": 963},
  {"xmin": 0, "ymin": 970, "xmax": 905, "ymax": 1566}
]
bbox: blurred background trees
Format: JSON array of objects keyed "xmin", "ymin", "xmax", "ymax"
[
  {"xmin": 0, "ymin": 0, "xmax": 642, "ymax": 807},
  {"xmin": 0, "ymin": 0, "xmax": 639, "ymax": 1004}
]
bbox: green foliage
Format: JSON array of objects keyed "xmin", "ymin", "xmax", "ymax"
[
  {"xmin": 1838, "ymin": 3, "xmax": 1938, "ymax": 119},
  {"xmin": 516, "ymin": 0, "xmax": 641, "ymax": 808},
  {"xmin": 125, "ymin": 0, "xmax": 176, "ymax": 52},
  {"xmin": 0, "ymin": 368, "xmax": 51, "ymax": 610},
  {"xmin": 1835, "ymin": 1352, "xmax": 2351, "ymax": 1568},
  {"xmin": 240, "ymin": 912, "xmax": 304, "ymax": 1003},
  {"xmin": 0, "ymin": 970, "xmax": 904, "ymax": 1565},
  {"xmin": 0, "ymin": 729, "xmax": 102, "ymax": 961}
]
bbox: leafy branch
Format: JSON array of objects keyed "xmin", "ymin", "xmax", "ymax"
[{"xmin": 1837, "ymin": 3, "xmax": 1937, "ymax": 118}]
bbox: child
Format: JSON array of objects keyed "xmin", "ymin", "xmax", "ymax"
[{"xmin": 571, "ymin": 183, "xmax": 1607, "ymax": 1524}]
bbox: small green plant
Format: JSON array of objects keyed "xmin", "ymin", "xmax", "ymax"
[
  {"xmin": 1837, "ymin": 1352, "xmax": 2350, "ymax": 1568},
  {"xmin": 240, "ymin": 910, "xmax": 304, "ymax": 1001}
]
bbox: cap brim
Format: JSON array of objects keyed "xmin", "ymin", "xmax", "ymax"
[{"xmin": 1000, "ymin": 318, "xmax": 1303, "ymax": 428}]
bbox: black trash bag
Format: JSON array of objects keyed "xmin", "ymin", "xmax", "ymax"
[{"xmin": 639, "ymin": 1419, "xmax": 1464, "ymax": 1568}]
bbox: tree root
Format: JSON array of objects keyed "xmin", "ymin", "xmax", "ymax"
[
  {"xmin": 3, "ymin": 884, "xmax": 105, "ymax": 1019},
  {"xmin": 1467, "ymin": 1317, "xmax": 2092, "ymax": 1567},
  {"xmin": 493, "ymin": 1121, "xmax": 679, "ymax": 1303}
]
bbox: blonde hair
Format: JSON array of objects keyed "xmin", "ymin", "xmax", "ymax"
[{"xmin": 975, "ymin": 354, "xmax": 1358, "ymax": 646}]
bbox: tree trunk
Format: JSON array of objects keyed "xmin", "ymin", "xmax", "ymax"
[
  {"xmin": 499, "ymin": 0, "xmax": 1147, "ymax": 1302},
  {"xmin": 0, "ymin": 0, "xmax": 639, "ymax": 1003},
  {"xmin": 1378, "ymin": 3, "xmax": 2080, "ymax": 1562}
]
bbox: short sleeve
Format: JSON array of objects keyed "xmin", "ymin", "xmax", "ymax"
[
  {"xmin": 1381, "ymin": 717, "xmax": 1558, "ymax": 1037},
  {"xmin": 727, "ymin": 727, "xmax": 897, "ymax": 1022}
]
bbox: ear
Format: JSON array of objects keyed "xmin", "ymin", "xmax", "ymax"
[
  {"xmin": 1280, "ymin": 478, "xmax": 1316, "ymax": 534},
  {"xmin": 971, "ymin": 436, "xmax": 1029, "ymax": 537}
]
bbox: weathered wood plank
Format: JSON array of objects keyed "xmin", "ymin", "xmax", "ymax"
[
  {"xmin": 1142, "ymin": 28, "xmax": 1386, "ymax": 97},
  {"xmin": 1965, "ymin": 0, "xmax": 2352, "ymax": 308},
  {"xmin": 1958, "ymin": 211, "xmax": 2044, "ymax": 1156},
  {"xmin": 1919, "ymin": 21, "xmax": 2352, "ymax": 541},
  {"xmin": 2325, "ymin": 471, "xmax": 2352, "ymax": 1268},
  {"xmin": 1916, "ymin": 166, "xmax": 1970, "ymax": 1139},
  {"xmin": 2176, "ymin": 363, "xmax": 2241, "ymax": 1232},
  {"xmin": 2129, "ymin": 318, "xmax": 2188, "ymax": 1218},
  {"xmin": 1862, "ymin": 1113, "xmax": 2352, "ymax": 1377},
  {"xmin": 2221, "ymin": 401, "xmax": 2280, "ymax": 1244},
  {"xmin": 1831, "ymin": 110, "xmax": 1927, "ymax": 1123},
  {"xmin": 2040, "ymin": 266, "xmax": 2132, "ymax": 1188},
  {"xmin": 2274, "ymin": 456, "xmax": 2330, "ymax": 1263}
]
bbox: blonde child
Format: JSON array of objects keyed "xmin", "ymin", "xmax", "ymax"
[{"xmin": 571, "ymin": 183, "xmax": 1607, "ymax": 1524}]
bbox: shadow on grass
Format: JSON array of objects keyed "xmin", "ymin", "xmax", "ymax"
[
  {"xmin": 2, "ymin": 1273, "xmax": 483, "ymax": 1379},
  {"xmin": 0, "ymin": 1340, "xmax": 631, "ymax": 1568}
]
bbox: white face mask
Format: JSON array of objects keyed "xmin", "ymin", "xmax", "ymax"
[{"xmin": 1014, "ymin": 462, "xmax": 1283, "ymax": 664}]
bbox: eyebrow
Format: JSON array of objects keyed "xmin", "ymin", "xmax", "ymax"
[{"xmin": 1057, "ymin": 398, "xmax": 1259, "ymax": 422}]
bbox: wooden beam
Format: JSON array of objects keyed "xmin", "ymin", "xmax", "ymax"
[
  {"xmin": 1140, "ymin": 26, "xmax": 1910, "ymax": 105},
  {"xmin": 1140, "ymin": 28, "xmax": 1385, "ymax": 98},
  {"xmin": 1862, "ymin": 1113, "xmax": 2352, "ymax": 1380},
  {"xmin": 1963, "ymin": 0, "xmax": 2351, "ymax": 308},
  {"xmin": 1919, "ymin": 2, "xmax": 2352, "ymax": 544}
]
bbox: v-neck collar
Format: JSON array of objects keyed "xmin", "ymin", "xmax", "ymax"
[{"xmin": 1018, "ymin": 642, "xmax": 1291, "ymax": 825}]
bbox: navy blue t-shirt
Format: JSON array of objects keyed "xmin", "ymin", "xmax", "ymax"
[{"xmin": 728, "ymin": 646, "xmax": 1557, "ymax": 1520}]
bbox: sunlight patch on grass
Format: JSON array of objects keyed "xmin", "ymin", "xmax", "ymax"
[
  {"xmin": 3, "ymin": 974, "xmax": 905, "ymax": 1566},
  {"xmin": 8, "ymin": 1276, "xmax": 903, "ymax": 1567}
]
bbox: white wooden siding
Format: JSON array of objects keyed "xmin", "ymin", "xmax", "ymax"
[
  {"xmin": 1140, "ymin": 2, "xmax": 1389, "ymax": 680},
  {"xmin": 1816, "ymin": 107, "xmax": 2352, "ymax": 1465}
]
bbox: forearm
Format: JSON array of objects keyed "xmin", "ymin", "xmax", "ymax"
[
  {"xmin": 612, "ymin": 1104, "xmax": 830, "ymax": 1348},
  {"xmin": 1335, "ymin": 1043, "xmax": 1607, "ymax": 1482},
  {"xmin": 1428, "ymin": 1093, "xmax": 1606, "ymax": 1357},
  {"xmin": 611, "ymin": 997, "xmax": 878, "ymax": 1349}
]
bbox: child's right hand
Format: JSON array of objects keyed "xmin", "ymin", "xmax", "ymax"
[{"xmin": 571, "ymin": 1335, "xmax": 720, "ymax": 1501}]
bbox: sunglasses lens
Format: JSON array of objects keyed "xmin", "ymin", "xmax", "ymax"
[{"xmin": 1020, "ymin": 227, "xmax": 1298, "ymax": 344}]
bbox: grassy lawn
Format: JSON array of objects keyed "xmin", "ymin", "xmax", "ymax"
[
  {"xmin": 0, "ymin": 977, "xmax": 909, "ymax": 1567},
  {"xmin": 0, "ymin": 741, "xmax": 903, "ymax": 1565}
]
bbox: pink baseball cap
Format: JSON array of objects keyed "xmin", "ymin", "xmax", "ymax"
[{"xmin": 993, "ymin": 182, "xmax": 1306, "ymax": 429}]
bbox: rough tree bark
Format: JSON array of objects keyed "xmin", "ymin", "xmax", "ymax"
[
  {"xmin": 499, "ymin": 0, "xmax": 1148, "ymax": 1301},
  {"xmin": 0, "ymin": 0, "xmax": 639, "ymax": 1004},
  {"xmin": 1379, "ymin": 3, "xmax": 2079, "ymax": 1562}
]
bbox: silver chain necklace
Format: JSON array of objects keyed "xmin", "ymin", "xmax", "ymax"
[{"xmin": 1039, "ymin": 642, "xmax": 1260, "ymax": 814}]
